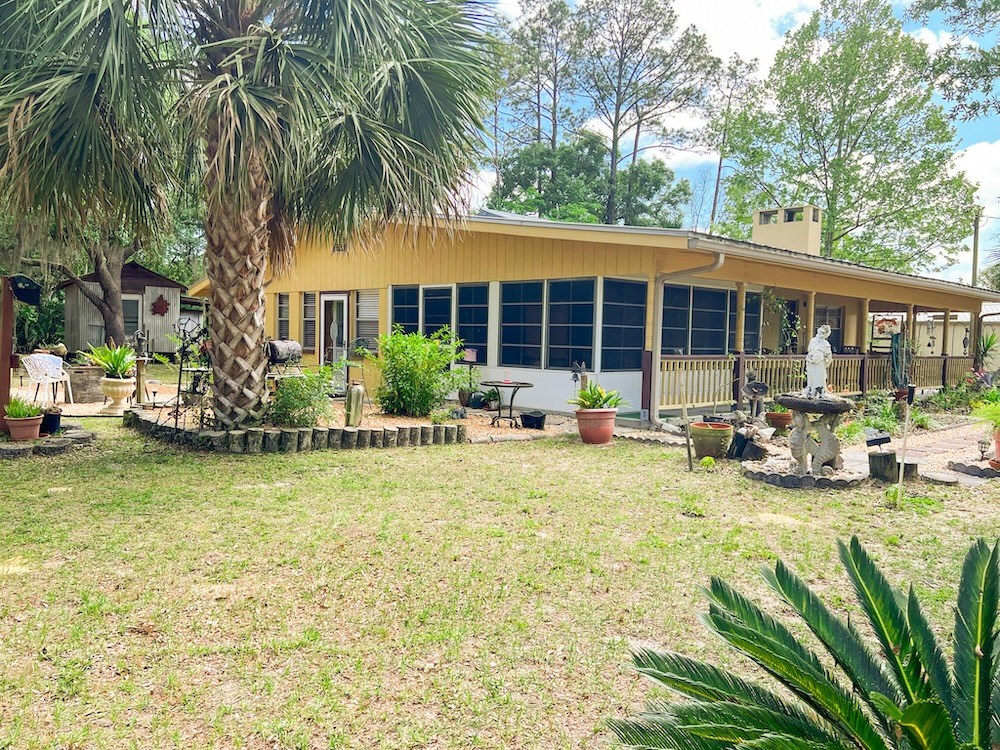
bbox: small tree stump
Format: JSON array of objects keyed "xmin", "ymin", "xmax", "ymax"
[
  {"xmin": 868, "ymin": 451, "xmax": 897, "ymax": 483},
  {"xmin": 396, "ymin": 426, "xmax": 409, "ymax": 447},
  {"xmin": 443, "ymin": 425, "xmax": 457, "ymax": 444},
  {"xmin": 227, "ymin": 430, "xmax": 247, "ymax": 454},
  {"xmin": 312, "ymin": 427, "xmax": 329, "ymax": 450},
  {"xmin": 432, "ymin": 425, "xmax": 445, "ymax": 445},
  {"xmin": 327, "ymin": 427, "xmax": 343, "ymax": 449},
  {"xmin": 341, "ymin": 427, "xmax": 358, "ymax": 449},
  {"xmin": 33, "ymin": 439, "xmax": 73, "ymax": 456},
  {"xmin": 263, "ymin": 429, "xmax": 282, "ymax": 453},
  {"xmin": 356, "ymin": 427, "xmax": 371, "ymax": 448},
  {"xmin": 456, "ymin": 424, "xmax": 468, "ymax": 443},
  {"xmin": 899, "ymin": 459, "xmax": 918, "ymax": 480},
  {"xmin": 410, "ymin": 426, "xmax": 422, "ymax": 445},
  {"xmin": 0, "ymin": 443, "xmax": 34, "ymax": 459},
  {"xmin": 297, "ymin": 427, "xmax": 313, "ymax": 451},
  {"xmin": 280, "ymin": 428, "xmax": 299, "ymax": 452},
  {"xmin": 383, "ymin": 427, "xmax": 398, "ymax": 448},
  {"xmin": 206, "ymin": 431, "xmax": 229, "ymax": 452},
  {"xmin": 138, "ymin": 418, "xmax": 155, "ymax": 435},
  {"xmin": 369, "ymin": 428, "xmax": 385, "ymax": 448},
  {"xmin": 245, "ymin": 427, "xmax": 264, "ymax": 454}
]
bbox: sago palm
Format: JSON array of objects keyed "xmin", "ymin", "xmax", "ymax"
[
  {"xmin": 0, "ymin": 0, "xmax": 491, "ymax": 427},
  {"xmin": 612, "ymin": 537, "xmax": 999, "ymax": 750}
]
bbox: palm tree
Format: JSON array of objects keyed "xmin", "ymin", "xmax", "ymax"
[
  {"xmin": 612, "ymin": 537, "xmax": 999, "ymax": 750},
  {"xmin": 0, "ymin": 0, "xmax": 491, "ymax": 427}
]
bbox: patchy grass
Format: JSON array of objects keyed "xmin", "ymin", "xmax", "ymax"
[{"xmin": 0, "ymin": 419, "xmax": 996, "ymax": 749}]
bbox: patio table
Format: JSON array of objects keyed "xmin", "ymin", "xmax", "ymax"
[{"xmin": 480, "ymin": 380, "xmax": 534, "ymax": 427}]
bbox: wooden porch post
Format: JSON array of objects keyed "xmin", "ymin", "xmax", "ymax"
[
  {"xmin": 906, "ymin": 304, "xmax": 916, "ymax": 347},
  {"xmin": 941, "ymin": 310, "xmax": 952, "ymax": 356},
  {"xmin": 858, "ymin": 298, "xmax": 870, "ymax": 353},
  {"xmin": 734, "ymin": 282, "xmax": 747, "ymax": 352},
  {"xmin": 804, "ymin": 291, "xmax": 816, "ymax": 340}
]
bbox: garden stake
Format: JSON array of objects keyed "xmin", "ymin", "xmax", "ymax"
[
  {"xmin": 680, "ymin": 368, "xmax": 693, "ymax": 472},
  {"xmin": 895, "ymin": 384, "xmax": 916, "ymax": 503}
]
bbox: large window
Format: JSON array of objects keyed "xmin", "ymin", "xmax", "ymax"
[
  {"xmin": 392, "ymin": 286, "xmax": 419, "ymax": 334},
  {"xmin": 728, "ymin": 291, "xmax": 762, "ymax": 353},
  {"xmin": 457, "ymin": 283, "xmax": 489, "ymax": 362},
  {"xmin": 547, "ymin": 279, "xmax": 595, "ymax": 369},
  {"xmin": 602, "ymin": 279, "xmax": 646, "ymax": 371},
  {"xmin": 277, "ymin": 293, "xmax": 290, "ymax": 340},
  {"xmin": 355, "ymin": 289, "xmax": 380, "ymax": 341},
  {"xmin": 422, "ymin": 287, "xmax": 453, "ymax": 336},
  {"xmin": 815, "ymin": 305, "xmax": 843, "ymax": 352},
  {"xmin": 663, "ymin": 284, "xmax": 762, "ymax": 356},
  {"xmin": 123, "ymin": 297, "xmax": 141, "ymax": 338},
  {"xmin": 302, "ymin": 292, "xmax": 317, "ymax": 350},
  {"xmin": 500, "ymin": 281, "xmax": 543, "ymax": 368}
]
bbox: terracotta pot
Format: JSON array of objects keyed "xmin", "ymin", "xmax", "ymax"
[
  {"xmin": 574, "ymin": 408, "xmax": 618, "ymax": 445},
  {"xmin": 690, "ymin": 421, "xmax": 734, "ymax": 459},
  {"xmin": 765, "ymin": 411, "xmax": 793, "ymax": 430},
  {"xmin": 994, "ymin": 429, "xmax": 1000, "ymax": 463},
  {"xmin": 100, "ymin": 376, "xmax": 136, "ymax": 416},
  {"xmin": 6, "ymin": 415, "xmax": 42, "ymax": 441},
  {"xmin": 458, "ymin": 389, "xmax": 472, "ymax": 407}
]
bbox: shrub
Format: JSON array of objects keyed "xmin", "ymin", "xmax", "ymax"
[
  {"xmin": 85, "ymin": 344, "xmax": 137, "ymax": 378},
  {"xmin": 4, "ymin": 396, "xmax": 42, "ymax": 419},
  {"xmin": 611, "ymin": 536, "xmax": 1000, "ymax": 750},
  {"xmin": 973, "ymin": 401, "xmax": 1000, "ymax": 432},
  {"xmin": 265, "ymin": 368, "xmax": 332, "ymax": 427},
  {"xmin": 860, "ymin": 391, "xmax": 901, "ymax": 434},
  {"xmin": 367, "ymin": 327, "xmax": 465, "ymax": 417}
]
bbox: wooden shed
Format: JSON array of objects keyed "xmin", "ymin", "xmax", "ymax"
[{"xmin": 63, "ymin": 262, "xmax": 187, "ymax": 354}]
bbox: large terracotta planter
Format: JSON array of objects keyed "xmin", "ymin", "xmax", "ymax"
[
  {"xmin": 100, "ymin": 376, "xmax": 135, "ymax": 415},
  {"xmin": 6, "ymin": 415, "xmax": 42, "ymax": 441},
  {"xmin": 994, "ymin": 429, "xmax": 1000, "ymax": 464},
  {"xmin": 574, "ymin": 408, "xmax": 617, "ymax": 445},
  {"xmin": 690, "ymin": 421, "xmax": 734, "ymax": 459},
  {"xmin": 766, "ymin": 411, "xmax": 793, "ymax": 430}
]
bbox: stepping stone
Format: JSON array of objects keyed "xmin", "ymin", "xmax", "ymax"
[
  {"xmin": 921, "ymin": 471, "xmax": 960, "ymax": 486},
  {"xmin": 61, "ymin": 430, "xmax": 96, "ymax": 444},
  {"xmin": 0, "ymin": 443, "xmax": 34, "ymax": 459},
  {"xmin": 34, "ymin": 438, "xmax": 73, "ymax": 456}
]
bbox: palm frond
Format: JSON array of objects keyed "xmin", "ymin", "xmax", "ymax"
[
  {"xmin": 952, "ymin": 539, "xmax": 1000, "ymax": 747},
  {"xmin": 897, "ymin": 700, "xmax": 958, "ymax": 750},
  {"xmin": 905, "ymin": 586, "xmax": 954, "ymax": 715}
]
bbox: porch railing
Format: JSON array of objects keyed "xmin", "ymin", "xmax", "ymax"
[{"xmin": 657, "ymin": 353, "xmax": 976, "ymax": 411}]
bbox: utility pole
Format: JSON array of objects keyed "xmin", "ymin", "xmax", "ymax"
[{"xmin": 972, "ymin": 205, "xmax": 983, "ymax": 287}]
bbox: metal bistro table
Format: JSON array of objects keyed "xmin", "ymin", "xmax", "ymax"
[{"xmin": 480, "ymin": 380, "xmax": 534, "ymax": 427}]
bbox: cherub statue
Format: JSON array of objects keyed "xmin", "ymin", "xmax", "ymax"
[{"xmin": 802, "ymin": 324, "xmax": 833, "ymax": 398}]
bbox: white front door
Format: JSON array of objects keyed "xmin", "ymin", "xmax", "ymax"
[{"xmin": 320, "ymin": 294, "xmax": 349, "ymax": 365}]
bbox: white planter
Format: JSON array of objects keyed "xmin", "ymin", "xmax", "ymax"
[{"xmin": 100, "ymin": 377, "xmax": 135, "ymax": 415}]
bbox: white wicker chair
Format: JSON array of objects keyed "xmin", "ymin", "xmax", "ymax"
[{"xmin": 21, "ymin": 354, "xmax": 74, "ymax": 405}]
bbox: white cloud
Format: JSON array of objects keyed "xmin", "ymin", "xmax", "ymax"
[
  {"xmin": 909, "ymin": 27, "xmax": 959, "ymax": 53},
  {"xmin": 938, "ymin": 139, "xmax": 1000, "ymax": 282}
]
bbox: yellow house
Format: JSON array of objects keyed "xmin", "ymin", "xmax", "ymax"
[{"xmin": 189, "ymin": 206, "xmax": 1000, "ymax": 420}]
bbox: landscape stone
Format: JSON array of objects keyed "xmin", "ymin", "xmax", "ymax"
[
  {"xmin": 33, "ymin": 438, "xmax": 73, "ymax": 456},
  {"xmin": 0, "ymin": 443, "xmax": 34, "ymax": 459}
]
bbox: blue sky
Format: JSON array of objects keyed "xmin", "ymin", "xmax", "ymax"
[{"xmin": 490, "ymin": 0, "xmax": 1000, "ymax": 284}]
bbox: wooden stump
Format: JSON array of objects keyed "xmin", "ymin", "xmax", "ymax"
[
  {"xmin": 443, "ymin": 425, "xmax": 457, "ymax": 444},
  {"xmin": 432, "ymin": 425, "xmax": 445, "ymax": 445},
  {"xmin": 899, "ymin": 460, "xmax": 918, "ymax": 480},
  {"xmin": 868, "ymin": 451, "xmax": 897, "ymax": 483},
  {"xmin": 280, "ymin": 428, "xmax": 299, "ymax": 453},
  {"xmin": 410, "ymin": 426, "xmax": 422, "ymax": 446},
  {"xmin": 312, "ymin": 427, "xmax": 329, "ymax": 451},
  {"xmin": 341, "ymin": 427, "xmax": 358, "ymax": 449},
  {"xmin": 327, "ymin": 427, "xmax": 343, "ymax": 449},
  {"xmin": 298, "ymin": 427, "xmax": 313, "ymax": 451},
  {"xmin": 245, "ymin": 428, "xmax": 264, "ymax": 454},
  {"xmin": 369, "ymin": 428, "xmax": 385, "ymax": 448},
  {"xmin": 206, "ymin": 431, "xmax": 228, "ymax": 452},
  {"xmin": 456, "ymin": 424, "xmax": 468, "ymax": 443},
  {"xmin": 396, "ymin": 426, "xmax": 409, "ymax": 447},
  {"xmin": 383, "ymin": 427, "xmax": 398, "ymax": 448},
  {"xmin": 227, "ymin": 430, "xmax": 247, "ymax": 454},
  {"xmin": 356, "ymin": 427, "xmax": 371, "ymax": 449},
  {"xmin": 263, "ymin": 429, "xmax": 282, "ymax": 453}
]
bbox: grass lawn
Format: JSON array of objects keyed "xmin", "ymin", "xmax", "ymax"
[{"xmin": 1, "ymin": 419, "xmax": 996, "ymax": 749}]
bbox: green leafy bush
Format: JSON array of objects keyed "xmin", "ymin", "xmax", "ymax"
[
  {"xmin": 973, "ymin": 401, "xmax": 1000, "ymax": 431},
  {"xmin": 4, "ymin": 396, "xmax": 42, "ymax": 419},
  {"xmin": 567, "ymin": 382, "xmax": 626, "ymax": 410},
  {"xmin": 859, "ymin": 391, "xmax": 901, "ymax": 434},
  {"xmin": 84, "ymin": 344, "xmax": 137, "ymax": 378},
  {"xmin": 265, "ymin": 368, "xmax": 332, "ymax": 427},
  {"xmin": 612, "ymin": 536, "xmax": 1000, "ymax": 750},
  {"xmin": 367, "ymin": 328, "xmax": 465, "ymax": 417}
]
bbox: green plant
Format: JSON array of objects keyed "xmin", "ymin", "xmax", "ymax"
[
  {"xmin": 890, "ymin": 332, "xmax": 913, "ymax": 389},
  {"xmin": 861, "ymin": 391, "xmax": 902, "ymax": 435},
  {"xmin": 567, "ymin": 382, "xmax": 626, "ymax": 410},
  {"xmin": 908, "ymin": 405, "xmax": 934, "ymax": 430},
  {"xmin": 973, "ymin": 401, "xmax": 1000, "ymax": 431},
  {"xmin": 264, "ymin": 368, "xmax": 333, "ymax": 428},
  {"xmin": 367, "ymin": 328, "xmax": 466, "ymax": 418},
  {"xmin": 835, "ymin": 419, "xmax": 865, "ymax": 443},
  {"xmin": 767, "ymin": 402, "xmax": 789, "ymax": 413},
  {"xmin": 611, "ymin": 536, "xmax": 1000, "ymax": 750},
  {"xmin": 429, "ymin": 409, "xmax": 451, "ymax": 425},
  {"xmin": 482, "ymin": 387, "xmax": 501, "ymax": 405},
  {"xmin": 979, "ymin": 331, "xmax": 998, "ymax": 367},
  {"xmin": 3, "ymin": 396, "xmax": 42, "ymax": 419},
  {"xmin": 698, "ymin": 456, "xmax": 716, "ymax": 470},
  {"xmin": 84, "ymin": 344, "xmax": 137, "ymax": 379}
]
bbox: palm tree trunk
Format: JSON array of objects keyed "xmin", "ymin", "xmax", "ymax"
[{"xmin": 203, "ymin": 141, "xmax": 272, "ymax": 429}]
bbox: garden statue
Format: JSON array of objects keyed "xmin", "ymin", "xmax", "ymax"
[{"xmin": 803, "ymin": 324, "xmax": 833, "ymax": 398}]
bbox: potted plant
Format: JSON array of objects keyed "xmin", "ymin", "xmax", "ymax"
[
  {"xmin": 3, "ymin": 396, "xmax": 43, "ymax": 441},
  {"xmin": 690, "ymin": 421, "xmax": 734, "ymax": 459},
  {"xmin": 890, "ymin": 332, "xmax": 913, "ymax": 401},
  {"xmin": 765, "ymin": 402, "xmax": 792, "ymax": 431},
  {"xmin": 567, "ymin": 382, "xmax": 625, "ymax": 445},
  {"xmin": 458, "ymin": 365, "xmax": 480, "ymax": 407},
  {"xmin": 40, "ymin": 404, "xmax": 62, "ymax": 435},
  {"xmin": 483, "ymin": 387, "xmax": 501, "ymax": 411},
  {"xmin": 973, "ymin": 401, "xmax": 1000, "ymax": 469},
  {"xmin": 85, "ymin": 343, "xmax": 137, "ymax": 415}
]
